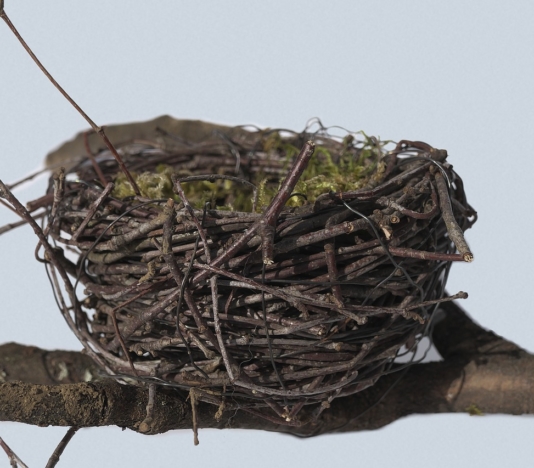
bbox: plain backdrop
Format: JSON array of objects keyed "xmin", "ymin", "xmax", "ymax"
[{"xmin": 1, "ymin": 1, "xmax": 533, "ymax": 467}]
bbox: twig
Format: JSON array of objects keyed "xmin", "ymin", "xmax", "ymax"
[
  {"xmin": 71, "ymin": 182, "xmax": 114, "ymax": 242},
  {"xmin": 45, "ymin": 427, "xmax": 79, "ymax": 468},
  {"xmin": 0, "ymin": 180, "xmax": 110, "ymax": 371},
  {"xmin": 83, "ymin": 130, "xmax": 109, "ymax": 187},
  {"xmin": 139, "ymin": 384, "xmax": 156, "ymax": 433},
  {"xmin": 434, "ymin": 172, "xmax": 473, "ymax": 262},
  {"xmin": 191, "ymin": 141, "xmax": 315, "ymax": 284},
  {"xmin": 35, "ymin": 168, "xmax": 65, "ymax": 262},
  {"xmin": 0, "ymin": 7, "xmax": 140, "ymax": 195},
  {"xmin": 210, "ymin": 274, "xmax": 237, "ymax": 381},
  {"xmin": 173, "ymin": 180, "xmax": 212, "ymax": 263},
  {"xmin": 189, "ymin": 389, "xmax": 200, "ymax": 445},
  {"xmin": 0, "ymin": 436, "xmax": 28, "ymax": 468},
  {"xmin": 0, "ymin": 211, "xmax": 45, "ymax": 235}
]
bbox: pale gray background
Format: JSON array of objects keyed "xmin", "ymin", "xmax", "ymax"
[{"xmin": 1, "ymin": 0, "xmax": 533, "ymax": 466}]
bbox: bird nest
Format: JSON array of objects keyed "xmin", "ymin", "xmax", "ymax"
[{"xmin": 37, "ymin": 118, "xmax": 476, "ymax": 425}]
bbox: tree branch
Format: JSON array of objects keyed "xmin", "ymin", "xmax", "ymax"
[{"xmin": 1, "ymin": 302, "xmax": 532, "ymax": 436}]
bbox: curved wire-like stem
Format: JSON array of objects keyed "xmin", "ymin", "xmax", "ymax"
[{"xmin": 0, "ymin": 6, "xmax": 140, "ymax": 195}]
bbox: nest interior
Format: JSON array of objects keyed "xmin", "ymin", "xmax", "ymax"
[{"xmin": 40, "ymin": 117, "xmax": 476, "ymax": 425}]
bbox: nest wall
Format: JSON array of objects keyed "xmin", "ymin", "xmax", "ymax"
[{"xmin": 39, "ymin": 119, "xmax": 476, "ymax": 425}]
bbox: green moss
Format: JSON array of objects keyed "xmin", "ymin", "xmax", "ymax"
[
  {"xmin": 466, "ymin": 404, "xmax": 484, "ymax": 416},
  {"xmin": 112, "ymin": 165, "xmax": 177, "ymax": 200},
  {"xmin": 281, "ymin": 141, "xmax": 385, "ymax": 208},
  {"xmin": 111, "ymin": 133, "xmax": 386, "ymax": 212}
]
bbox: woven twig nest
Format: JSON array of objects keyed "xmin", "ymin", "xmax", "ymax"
[{"xmin": 41, "ymin": 116, "xmax": 476, "ymax": 425}]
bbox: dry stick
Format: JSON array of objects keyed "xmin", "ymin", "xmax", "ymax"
[
  {"xmin": 105, "ymin": 283, "xmax": 181, "ymax": 350},
  {"xmin": 71, "ymin": 182, "xmax": 115, "ymax": 242},
  {"xmin": 189, "ymin": 389, "xmax": 200, "ymax": 445},
  {"xmin": 191, "ymin": 141, "xmax": 315, "ymax": 285},
  {"xmin": 163, "ymin": 204, "xmax": 308, "ymax": 399},
  {"xmin": 0, "ymin": 180, "xmax": 110, "ymax": 372},
  {"xmin": 0, "ymin": 436, "xmax": 28, "ymax": 468},
  {"xmin": 6, "ymin": 166, "xmax": 51, "ymax": 190},
  {"xmin": 35, "ymin": 169, "xmax": 66, "ymax": 262},
  {"xmin": 434, "ymin": 172, "xmax": 473, "ymax": 262},
  {"xmin": 210, "ymin": 274, "xmax": 236, "ymax": 380},
  {"xmin": 228, "ymin": 237, "xmax": 383, "ymax": 273},
  {"xmin": 109, "ymin": 307, "xmax": 138, "ymax": 377},
  {"xmin": 260, "ymin": 263, "xmax": 289, "ymax": 400},
  {"xmin": 139, "ymin": 384, "xmax": 156, "ymax": 434},
  {"xmin": 96, "ymin": 204, "xmax": 169, "ymax": 252},
  {"xmin": 158, "ymin": 202, "xmax": 241, "ymax": 381},
  {"xmin": 0, "ymin": 197, "xmax": 17, "ymax": 216},
  {"xmin": 0, "ymin": 7, "xmax": 140, "ymax": 195},
  {"xmin": 0, "ymin": 211, "xmax": 45, "ymax": 235},
  {"xmin": 83, "ymin": 130, "xmax": 109, "ymax": 187},
  {"xmin": 386, "ymin": 246, "xmax": 465, "ymax": 262},
  {"xmin": 287, "ymin": 375, "xmax": 324, "ymax": 420},
  {"xmin": 259, "ymin": 140, "xmax": 315, "ymax": 263},
  {"xmin": 404, "ymin": 290, "xmax": 468, "ymax": 312},
  {"xmin": 46, "ymin": 248, "xmax": 118, "ymax": 377},
  {"xmin": 45, "ymin": 427, "xmax": 79, "ymax": 468},
  {"xmin": 233, "ymin": 346, "xmax": 370, "ymax": 399},
  {"xmin": 376, "ymin": 184, "xmax": 439, "ymax": 220},
  {"xmin": 83, "ymin": 186, "xmax": 153, "ymax": 219},
  {"xmin": 194, "ymin": 262, "xmax": 406, "ymax": 322},
  {"xmin": 324, "ymin": 216, "xmax": 344, "ymax": 306},
  {"xmin": 26, "ymin": 192, "xmax": 61, "ymax": 213},
  {"xmin": 157, "ymin": 200, "xmax": 222, "ymax": 355},
  {"xmin": 173, "ymin": 181, "xmax": 213, "ymax": 263},
  {"xmin": 311, "ymin": 370, "xmax": 371, "ymax": 422}
]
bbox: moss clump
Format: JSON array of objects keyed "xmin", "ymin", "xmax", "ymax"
[
  {"xmin": 112, "ymin": 164, "xmax": 256, "ymax": 211},
  {"xmin": 256, "ymin": 134, "xmax": 386, "ymax": 209},
  {"xmin": 111, "ymin": 132, "xmax": 387, "ymax": 212},
  {"xmin": 112, "ymin": 165, "xmax": 176, "ymax": 200},
  {"xmin": 284, "ymin": 145, "xmax": 385, "ymax": 207},
  {"xmin": 466, "ymin": 404, "xmax": 484, "ymax": 416}
]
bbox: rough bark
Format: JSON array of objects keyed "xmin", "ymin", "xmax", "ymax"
[{"xmin": 0, "ymin": 301, "xmax": 532, "ymax": 437}]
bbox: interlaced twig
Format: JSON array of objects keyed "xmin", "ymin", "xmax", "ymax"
[{"xmin": 1, "ymin": 115, "xmax": 476, "ymax": 425}]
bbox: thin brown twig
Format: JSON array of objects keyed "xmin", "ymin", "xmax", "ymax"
[
  {"xmin": 0, "ymin": 436, "xmax": 28, "ymax": 468},
  {"xmin": 189, "ymin": 389, "xmax": 200, "ymax": 445},
  {"xmin": 139, "ymin": 384, "xmax": 156, "ymax": 433},
  {"xmin": 191, "ymin": 141, "xmax": 315, "ymax": 284},
  {"xmin": 110, "ymin": 307, "xmax": 138, "ymax": 377},
  {"xmin": 71, "ymin": 182, "xmax": 114, "ymax": 242},
  {"xmin": 0, "ymin": 210, "xmax": 45, "ymax": 235},
  {"xmin": 0, "ymin": 180, "xmax": 110, "ymax": 371},
  {"xmin": 6, "ymin": 166, "xmax": 49, "ymax": 190},
  {"xmin": 83, "ymin": 130, "xmax": 109, "ymax": 187},
  {"xmin": 173, "ymin": 181, "xmax": 212, "ymax": 263},
  {"xmin": 0, "ymin": 8, "xmax": 140, "ymax": 195},
  {"xmin": 35, "ymin": 168, "xmax": 65, "ymax": 262},
  {"xmin": 45, "ymin": 427, "xmax": 79, "ymax": 468}
]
